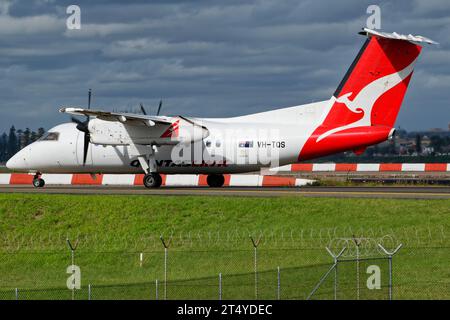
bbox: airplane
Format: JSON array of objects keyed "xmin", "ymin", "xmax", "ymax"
[{"xmin": 6, "ymin": 28, "xmax": 437, "ymax": 188}]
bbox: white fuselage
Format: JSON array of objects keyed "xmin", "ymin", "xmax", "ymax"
[{"xmin": 7, "ymin": 100, "xmax": 332, "ymax": 174}]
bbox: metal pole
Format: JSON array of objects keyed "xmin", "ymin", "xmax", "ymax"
[
  {"xmin": 88, "ymin": 284, "xmax": 91, "ymax": 301},
  {"xmin": 306, "ymin": 247, "xmax": 347, "ymax": 300},
  {"xmin": 307, "ymin": 263, "xmax": 338, "ymax": 300},
  {"xmin": 71, "ymin": 249, "xmax": 75, "ymax": 301},
  {"xmin": 378, "ymin": 243, "xmax": 402, "ymax": 301},
  {"xmin": 254, "ymin": 246, "xmax": 257, "ymax": 300},
  {"xmin": 15, "ymin": 288, "xmax": 18, "ymax": 300},
  {"xmin": 356, "ymin": 245, "xmax": 360, "ymax": 300},
  {"xmin": 67, "ymin": 238, "xmax": 79, "ymax": 301},
  {"xmin": 353, "ymin": 235, "xmax": 361, "ymax": 300},
  {"xmin": 388, "ymin": 256, "xmax": 392, "ymax": 300},
  {"xmin": 219, "ymin": 273, "xmax": 222, "ymax": 301},
  {"xmin": 155, "ymin": 279, "xmax": 159, "ymax": 300},
  {"xmin": 277, "ymin": 267, "xmax": 280, "ymax": 300},
  {"xmin": 160, "ymin": 235, "xmax": 170, "ymax": 301},
  {"xmin": 334, "ymin": 260, "xmax": 338, "ymax": 300},
  {"xmin": 249, "ymin": 235, "xmax": 261, "ymax": 301},
  {"xmin": 307, "ymin": 246, "xmax": 346, "ymax": 300},
  {"xmin": 164, "ymin": 247, "xmax": 167, "ymax": 300}
]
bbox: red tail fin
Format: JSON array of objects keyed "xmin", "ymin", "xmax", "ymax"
[
  {"xmin": 332, "ymin": 35, "xmax": 421, "ymax": 128},
  {"xmin": 299, "ymin": 29, "xmax": 436, "ymax": 160}
]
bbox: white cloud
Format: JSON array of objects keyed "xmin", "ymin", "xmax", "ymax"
[
  {"xmin": 0, "ymin": 13, "xmax": 62, "ymax": 36},
  {"xmin": 64, "ymin": 22, "xmax": 143, "ymax": 38},
  {"xmin": 0, "ymin": 0, "xmax": 13, "ymax": 15},
  {"xmin": 102, "ymin": 38, "xmax": 221, "ymax": 58}
]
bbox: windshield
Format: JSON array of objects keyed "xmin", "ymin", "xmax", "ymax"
[{"xmin": 38, "ymin": 132, "xmax": 59, "ymax": 141}]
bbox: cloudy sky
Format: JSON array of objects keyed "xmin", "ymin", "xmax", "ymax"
[{"xmin": 0, "ymin": 0, "xmax": 449, "ymax": 132}]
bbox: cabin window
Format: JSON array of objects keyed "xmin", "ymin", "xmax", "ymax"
[
  {"xmin": 215, "ymin": 140, "xmax": 221, "ymax": 148},
  {"xmin": 39, "ymin": 132, "xmax": 60, "ymax": 141},
  {"xmin": 205, "ymin": 141, "xmax": 211, "ymax": 147}
]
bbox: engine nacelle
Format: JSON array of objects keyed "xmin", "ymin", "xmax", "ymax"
[{"xmin": 88, "ymin": 118, "xmax": 209, "ymax": 146}]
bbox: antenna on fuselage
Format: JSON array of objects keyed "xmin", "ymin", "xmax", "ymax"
[{"xmin": 88, "ymin": 88, "xmax": 92, "ymax": 110}]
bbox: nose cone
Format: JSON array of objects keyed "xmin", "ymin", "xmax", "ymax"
[{"xmin": 6, "ymin": 149, "xmax": 29, "ymax": 171}]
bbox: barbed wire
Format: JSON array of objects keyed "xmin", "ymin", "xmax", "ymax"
[{"xmin": 0, "ymin": 226, "xmax": 447, "ymax": 253}]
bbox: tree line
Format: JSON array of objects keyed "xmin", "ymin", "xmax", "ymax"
[{"xmin": 0, "ymin": 126, "xmax": 45, "ymax": 162}]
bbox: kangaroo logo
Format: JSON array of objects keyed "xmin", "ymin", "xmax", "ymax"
[
  {"xmin": 161, "ymin": 120, "xmax": 180, "ymax": 138},
  {"xmin": 316, "ymin": 59, "xmax": 417, "ymax": 142}
]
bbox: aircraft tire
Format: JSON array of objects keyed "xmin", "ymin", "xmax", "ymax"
[
  {"xmin": 33, "ymin": 178, "xmax": 45, "ymax": 188},
  {"xmin": 143, "ymin": 173, "xmax": 162, "ymax": 188},
  {"xmin": 206, "ymin": 174, "xmax": 225, "ymax": 187}
]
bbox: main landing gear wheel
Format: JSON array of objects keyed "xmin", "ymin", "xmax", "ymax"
[
  {"xmin": 32, "ymin": 178, "xmax": 45, "ymax": 188},
  {"xmin": 143, "ymin": 173, "xmax": 162, "ymax": 188},
  {"xmin": 206, "ymin": 174, "xmax": 225, "ymax": 188}
]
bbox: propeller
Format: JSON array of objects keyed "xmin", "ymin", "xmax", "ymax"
[
  {"xmin": 71, "ymin": 89, "xmax": 92, "ymax": 166},
  {"xmin": 140, "ymin": 103, "xmax": 147, "ymax": 115},
  {"xmin": 71, "ymin": 116, "xmax": 90, "ymax": 165},
  {"xmin": 140, "ymin": 100, "xmax": 162, "ymax": 116},
  {"xmin": 156, "ymin": 99, "xmax": 163, "ymax": 116}
]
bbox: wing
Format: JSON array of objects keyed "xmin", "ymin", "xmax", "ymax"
[
  {"xmin": 60, "ymin": 107, "xmax": 172, "ymax": 127},
  {"xmin": 60, "ymin": 107, "xmax": 209, "ymax": 146}
]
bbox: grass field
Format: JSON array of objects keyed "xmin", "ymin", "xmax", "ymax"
[{"xmin": 0, "ymin": 193, "xmax": 448, "ymax": 300}]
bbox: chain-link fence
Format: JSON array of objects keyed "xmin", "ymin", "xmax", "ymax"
[{"xmin": 0, "ymin": 231, "xmax": 448, "ymax": 300}]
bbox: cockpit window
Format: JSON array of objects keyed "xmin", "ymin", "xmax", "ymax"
[{"xmin": 39, "ymin": 132, "xmax": 59, "ymax": 141}]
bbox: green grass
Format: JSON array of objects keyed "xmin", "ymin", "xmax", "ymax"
[
  {"xmin": 314, "ymin": 179, "xmax": 450, "ymax": 187},
  {"xmin": 0, "ymin": 194, "xmax": 448, "ymax": 300}
]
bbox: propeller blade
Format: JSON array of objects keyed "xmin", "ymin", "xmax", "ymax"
[
  {"xmin": 82, "ymin": 132, "xmax": 90, "ymax": 166},
  {"xmin": 156, "ymin": 99, "xmax": 163, "ymax": 116},
  {"xmin": 140, "ymin": 103, "xmax": 147, "ymax": 115},
  {"xmin": 71, "ymin": 116, "xmax": 89, "ymax": 133},
  {"xmin": 70, "ymin": 116, "xmax": 83, "ymax": 126}
]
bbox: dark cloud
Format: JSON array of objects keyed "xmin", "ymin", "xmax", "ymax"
[{"xmin": 0, "ymin": 0, "xmax": 449, "ymax": 132}]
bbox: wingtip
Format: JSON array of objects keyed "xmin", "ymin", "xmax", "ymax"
[{"xmin": 59, "ymin": 107, "xmax": 82, "ymax": 114}]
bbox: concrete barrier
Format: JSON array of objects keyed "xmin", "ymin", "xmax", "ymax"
[{"xmin": 0, "ymin": 173, "xmax": 314, "ymax": 187}]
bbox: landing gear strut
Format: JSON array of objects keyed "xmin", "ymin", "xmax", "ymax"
[
  {"xmin": 143, "ymin": 173, "xmax": 162, "ymax": 188},
  {"xmin": 32, "ymin": 173, "xmax": 45, "ymax": 188},
  {"xmin": 137, "ymin": 145, "xmax": 162, "ymax": 188},
  {"xmin": 207, "ymin": 174, "xmax": 225, "ymax": 188}
]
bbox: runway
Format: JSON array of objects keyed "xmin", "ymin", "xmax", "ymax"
[{"xmin": 0, "ymin": 185, "xmax": 449, "ymax": 199}]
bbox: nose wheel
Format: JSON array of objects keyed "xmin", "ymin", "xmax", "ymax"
[
  {"xmin": 32, "ymin": 173, "xmax": 45, "ymax": 188},
  {"xmin": 143, "ymin": 173, "xmax": 162, "ymax": 188}
]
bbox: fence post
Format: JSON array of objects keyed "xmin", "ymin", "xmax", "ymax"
[
  {"xmin": 353, "ymin": 235, "xmax": 362, "ymax": 300},
  {"xmin": 219, "ymin": 273, "xmax": 222, "ymax": 301},
  {"xmin": 160, "ymin": 235, "xmax": 171, "ymax": 300},
  {"xmin": 155, "ymin": 279, "xmax": 159, "ymax": 300},
  {"xmin": 88, "ymin": 284, "xmax": 91, "ymax": 301},
  {"xmin": 250, "ymin": 235, "xmax": 261, "ymax": 300},
  {"xmin": 378, "ymin": 243, "xmax": 402, "ymax": 300},
  {"xmin": 325, "ymin": 246, "xmax": 347, "ymax": 300},
  {"xmin": 15, "ymin": 288, "xmax": 18, "ymax": 300},
  {"xmin": 66, "ymin": 238, "xmax": 79, "ymax": 301},
  {"xmin": 277, "ymin": 267, "xmax": 280, "ymax": 300}
]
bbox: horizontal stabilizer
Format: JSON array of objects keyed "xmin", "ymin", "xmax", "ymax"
[{"xmin": 359, "ymin": 28, "xmax": 438, "ymax": 45}]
